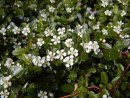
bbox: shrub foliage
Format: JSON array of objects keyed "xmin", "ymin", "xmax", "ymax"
[{"xmin": 0, "ymin": 0, "xmax": 130, "ymax": 98}]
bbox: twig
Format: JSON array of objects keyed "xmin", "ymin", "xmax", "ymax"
[
  {"xmin": 110, "ymin": 63, "xmax": 130, "ymax": 93},
  {"xmin": 120, "ymin": 51, "xmax": 129, "ymax": 55},
  {"xmin": 87, "ymin": 85, "xmax": 102, "ymax": 92},
  {"xmin": 60, "ymin": 91, "xmax": 81, "ymax": 98}
]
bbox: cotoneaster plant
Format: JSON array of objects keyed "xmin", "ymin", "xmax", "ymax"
[{"xmin": 0, "ymin": 0, "xmax": 130, "ymax": 98}]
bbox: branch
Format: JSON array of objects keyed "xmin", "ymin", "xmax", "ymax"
[
  {"xmin": 110, "ymin": 63, "xmax": 130, "ymax": 93},
  {"xmin": 87, "ymin": 85, "xmax": 102, "ymax": 92},
  {"xmin": 120, "ymin": 51, "xmax": 129, "ymax": 55},
  {"xmin": 60, "ymin": 91, "xmax": 81, "ymax": 98}
]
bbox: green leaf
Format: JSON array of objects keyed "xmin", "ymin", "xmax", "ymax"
[
  {"xmin": 12, "ymin": 48, "xmax": 27, "ymax": 56},
  {"xmin": 22, "ymin": 53, "xmax": 31, "ymax": 65},
  {"xmin": 100, "ymin": 71, "xmax": 108, "ymax": 85},
  {"xmin": 13, "ymin": 68, "xmax": 27, "ymax": 78},
  {"xmin": 113, "ymin": 39, "xmax": 129, "ymax": 51},
  {"xmin": 121, "ymin": 82, "xmax": 128, "ymax": 90},
  {"xmin": 113, "ymin": 5, "xmax": 118, "ymax": 14},
  {"xmin": 8, "ymin": 92, "xmax": 16, "ymax": 98},
  {"xmin": 101, "ymin": 43, "xmax": 112, "ymax": 50},
  {"xmin": 111, "ymin": 76, "xmax": 120, "ymax": 84},
  {"xmin": 80, "ymin": 52, "xmax": 88, "ymax": 61},
  {"xmin": 103, "ymin": 49, "xmax": 120, "ymax": 61},
  {"xmin": 60, "ymin": 84, "xmax": 73, "ymax": 93},
  {"xmin": 89, "ymin": 91, "xmax": 98, "ymax": 98},
  {"xmin": 87, "ymin": 66, "xmax": 96, "ymax": 73}
]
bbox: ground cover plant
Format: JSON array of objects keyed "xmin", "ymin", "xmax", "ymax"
[{"xmin": 0, "ymin": 0, "xmax": 130, "ymax": 98}]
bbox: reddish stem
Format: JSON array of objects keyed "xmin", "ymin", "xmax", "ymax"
[
  {"xmin": 120, "ymin": 52, "xmax": 129, "ymax": 55},
  {"xmin": 110, "ymin": 63, "xmax": 130, "ymax": 93},
  {"xmin": 60, "ymin": 91, "xmax": 81, "ymax": 98},
  {"xmin": 87, "ymin": 85, "xmax": 102, "ymax": 92}
]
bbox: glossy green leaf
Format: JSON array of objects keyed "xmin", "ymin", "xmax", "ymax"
[
  {"xmin": 12, "ymin": 48, "xmax": 27, "ymax": 56},
  {"xmin": 100, "ymin": 71, "xmax": 108, "ymax": 85}
]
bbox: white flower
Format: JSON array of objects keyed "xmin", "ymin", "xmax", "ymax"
[
  {"xmin": 83, "ymin": 41, "xmax": 100, "ymax": 54},
  {"xmin": 4, "ymin": 58, "xmax": 14, "ymax": 68},
  {"xmin": 68, "ymin": 47, "xmax": 78, "ymax": 59},
  {"xmin": 50, "ymin": 0, "xmax": 55, "ymax": 3},
  {"xmin": 92, "ymin": 22, "xmax": 100, "ymax": 30},
  {"xmin": 41, "ymin": 13, "xmax": 47, "ymax": 21},
  {"xmin": 101, "ymin": 0, "xmax": 108, "ymax": 7},
  {"xmin": 32, "ymin": 56, "xmax": 43, "ymax": 66},
  {"xmin": 12, "ymin": 26, "xmax": 20, "ymax": 34},
  {"xmin": 49, "ymin": 6, "xmax": 55, "ymax": 12},
  {"xmin": 113, "ymin": 26, "xmax": 122, "ymax": 34},
  {"xmin": 22, "ymin": 26, "xmax": 30, "ymax": 36},
  {"xmin": 102, "ymin": 94, "xmax": 107, "ymax": 98},
  {"xmin": 48, "ymin": 92, "xmax": 54, "ymax": 97},
  {"xmin": 38, "ymin": 91, "xmax": 47, "ymax": 98},
  {"xmin": 41, "ymin": 57, "xmax": 50, "ymax": 67},
  {"xmin": 66, "ymin": 8, "xmax": 72, "ymax": 13},
  {"xmin": 102, "ymin": 29, "xmax": 108, "ymax": 35},
  {"xmin": 37, "ymin": 38, "xmax": 44, "ymax": 46},
  {"xmin": 0, "ymin": 76, "xmax": 12, "ymax": 88},
  {"xmin": 117, "ymin": 21, "xmax": 124, "ymax": 26},
  {"xmin": 0, "ymin": 27, "xmax": 6, "ymax": 35},
  {"xmin": 89, "ymin": 15, "xmax": 95, "ymax": 19},
  {"xmin": 104, "ymin": 10, "xmax": 112, "ymax": 16},
  {"xmin": 121, "ymin": 10, "xmax": 126, "ymax": 16},
  {"xmin": 51, "ymin": 35, "xmax": 60, "ymax": 44},
  {"xmin": 63, "ymin": 57, "xmax": 74, "ymax": 67},
  {"xmin": 55, "ymin": 49, "xmax": 67, "ymax": 60},
  {"xmin": 64, "ymin": 38, "xmax": 74, "ymax": 47},
  {"xmin": 44, "ymin": 27, "xmax": 53, "ymax": 37},
  {"xmin": 57, "ymin": 27, "xmax": 65, "ymax": 35},
  {"xmin": 0, "ymin": 89, "xmax": 10, "ymax": 98},
  {"xmin": 46, "ymin": 51, "xmax": 56, "ymax": 61}
]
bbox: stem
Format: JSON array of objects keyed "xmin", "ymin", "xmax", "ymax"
[
  {"xmin": 120, "ymin": 52, "xmax": 129, "ymax": 55},
  {"xmin": 110, "ymin": 63, "xmax": 130, "ymax": 93},
  {"xmin": 87, "ymin": 85, "xmax": 102, "ymax": 92},
  {"xmin": 60, "ymin": 91, "xmax": 81, "ymax": 98}
]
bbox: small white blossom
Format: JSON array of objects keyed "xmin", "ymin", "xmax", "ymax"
[
  {"xmin": 0, "ymin": 75, "xmax": 12, "ymax": 88},
  {"xmin": 32, "ymin": 56, "xmax": 43, "ymax": 66},
  {"xmin": 51, "ymin": 35, "xmax": 60, "ymax": 44},
  {"xmin": 102, "ymin": 29, "xmax": 108, "ymax": 35},
  {"xmin": 55, "ymin": 49, "xmax": 67, "ymax": 60},
  {"xmin": 113, "ymin": 26, "xmax": 122, "ymax": 34},
  {"xmin": 0, "ymin": 89, "xmax": 10, "ymax": 98},
  {"xmin": 83, "ymin": 41, "xmax": 100, "ymax": 54},
  {"xmin": 12, "ymin": 26, "xmax": 20, "ymax": 34},
  {"xmin": 117, "ymin": 21, "xmax": 124, "ymax": 26},
  {"xmin": 66, "ymin": 8, "xmax": 72, "ymax": 13},
  {"xmin": 37, "ymin": 38, "xmax": 44, "ymax": 46},
  {"xmin": 50, "ymin": 0, "xmax": 55, "ymax": 3},
  {"xmin": 49, "ymin": 6, "xmax": 55, "ymax": 12},
  {"xmin": 104, "ymin": 10, "xmax": 112, "ymax": 16},
  {"xmin": 63, "ymin": 57, "xmax": 74, "ymax": 67},
  {"xmin": 22, "ymin": 26, "xmax": 30, "ymax": 36},
  {"xmin": 89, "ymin": 15, "xmax": 95, "ymax": 19},
  {"xmin": 57, "ymin": 27, "xmax": 65, "ymax": 35},
  {"xmin": 64, "ymin": 38, "xmax": 74, "ymax": 47},
  {"xmin": 121, "ymin": 10, "xmax": 126, "ymax": 16},
  {"xmin": 44, "ymin": 27, "xmax": 53, "ymax": 37},
  {"xmin": 0, "ymin": 27, "xmax": 6, "ymax": 35},
  {"xmin": 68, "ymin": 47, "xmax": 78, "ymax": 59},
  {"xmin": 4, "ymin": 58, "xmax": 14, "ymax": 68},
  {"xmin": 46, "ymin": 51, "xmax": 56, "ymax": 61},
  {"xmin": 101, "ymin": 0, "xmax": 108, "ymax": 7},
  {"xmin": 38, "ymin": 91, "xmax": 47, "ymax": 98},
  {"xmin": 92, "ymin": 22, "xmax": 100, "ymax": 30},
  {"xmin": 41, "ymin": 13, "xmax": 47, "ymax": 21}
]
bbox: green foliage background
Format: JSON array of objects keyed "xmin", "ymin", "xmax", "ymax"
[{"xmin": 0, "ymin": 0, "xmax": 130, "ymax": 98}]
